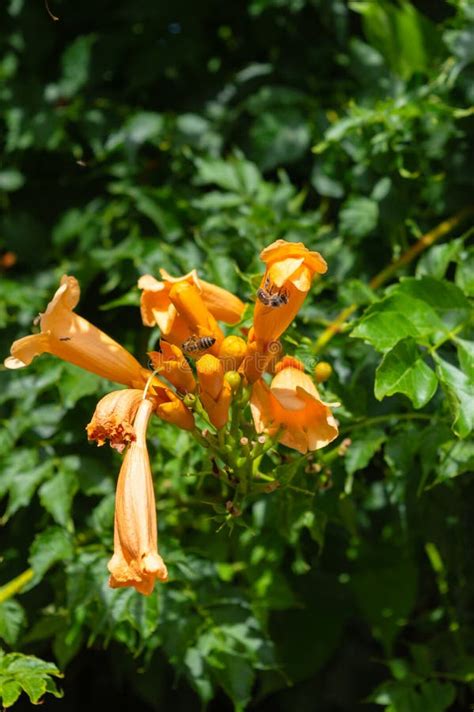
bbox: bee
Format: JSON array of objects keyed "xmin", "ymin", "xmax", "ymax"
[
  {"xmin": 181, "ymin": 335, "xmax": 216, "ymax": 354},
  {"xmin": 257, "ymin": 277, "xmax": 289, "ymax": 308}
]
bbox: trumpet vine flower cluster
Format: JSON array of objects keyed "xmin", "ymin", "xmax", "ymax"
[{"xmin": 5, "ymin": 240, "xmax": 339, "ymax": 595}]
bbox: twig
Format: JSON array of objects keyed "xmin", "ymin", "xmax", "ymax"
[{"xmin": 0, "ymin": 568, "xmax": 33, "ymax": 604}]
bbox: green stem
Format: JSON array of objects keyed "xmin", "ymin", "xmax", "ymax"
[
  {"xmin": 253, "ymin": 472, "xmax": 314, "ymax": 496},
  {"xmin": 425, "ymin": 542, "xmax": 464, "ymax": 656},
  {"xmin": 0, "ymin": 568, "xmax": 34, "ymax": 603},
  {"xmin": 428, "ymin": 324, "xmax": 466, "ymax": 355},
  {"xmin": 342, "ymin": 412, "xmax": 435, "ymax": 433}
]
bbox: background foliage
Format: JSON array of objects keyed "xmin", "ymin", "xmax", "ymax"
[{"xmin": 1, "ymin": 0, "xmax": 473, "ymax": 709}]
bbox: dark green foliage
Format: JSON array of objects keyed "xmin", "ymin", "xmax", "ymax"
[{"xmin": 0, "ymin": 0, "xmax": 473, "ymax": 710}]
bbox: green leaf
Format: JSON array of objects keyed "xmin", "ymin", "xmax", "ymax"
[
  {"xmin": 339, "ymin": 196, "xmax": 379, "ymax": 240},
  {"xmin": 352, "ymin": 294, "xmax": 443, "ymax": 351},
  {"xmin": 416, "ymin": 239, "xmax": 463, "ymax": 280},
  {"xmin": 196, "ymin": 157, "xmax": 261, "ymax": 195},
  {"xmin": 250, "ymin": 108, "xmax": 311, "ymax": 171},
  {"xmin": 345, "ymin": 428, "xmax": 386, "ymax": 476},
  {"xmin": 56, "ymin": 363, "xmax": 101, "ymax": 408},
  {"xmin": 1, "ymin": 459, "xmax": 54, "ymax": 523},
  {"xmin": 375, "ymin": 338, "xmax": 438, "ymax": 408},
  {"xmin": 0, "ymin": 650, "xmax": 63, "ymax": 708},
  {"xmin": 106, "ymin": 111, "xmax": 164, "ymax": 151},
  {"xmin": 0, "ymin": 600, "xmax": 26, "ymax": 646},
  {"xmin": 394, "ymin": 277, "xmax": 471, "ymax": 331},
  {"xmin": 371, "ymin": 679, "xmax": 455, "ymax": 712},
  {"xmin": 455, "ymin": 248, "xmax": 474, "ymax": 296},
  {"xmin": 29, "ymin": 527, "xmax": 74, "ymax": 583},
  {"xmin": 418, "ymin": 681, "xmax": 456, "ymax": 712},
  {"xmin": 0, "ymin": 680, "xmax": 21, "ymax": 708},
  {"xmin": 210, "ymin": 653, "xmax": 255, "ymax": 711},
  {"xmin": 38, "ymin": 468, "xmax": 79, "ymax": 527},
  {"xmin": 435, "ymin": 355, "xmax": 474, "ymax": 438},
  {"xmin": 456, "ymin": 338, "xmax": 474, "ymax": 380},
  {"xmin": 311, "ymin": 164, "xmax": 344, "ymax": 198},
  {"xmin": 340, "ymin": 278, "xmax": 377, "ymax": 306},
  {"xmin": 351, "ymin": 0, "xmax": 442, "ymax": 79},
  {"xmin": 45, "ymin": 35, "xmax": 96, "ymax": 101}
]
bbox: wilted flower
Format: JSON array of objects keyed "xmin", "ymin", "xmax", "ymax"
[
  {"xmin": 108, "ymin": 398, "xmax": 168, "ymax": 595},
  {"xmin": 87, "ymin": 389, "xmax": 144, "ymax": 452}
]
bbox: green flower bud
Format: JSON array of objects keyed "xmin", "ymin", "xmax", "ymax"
[
  {"xmin": 224, "ymin": 370, "xmax": 241, "ymax": 392},
  {"xmin": 183, "ymin": 393, "xmax": 197, "ymax": 408}
]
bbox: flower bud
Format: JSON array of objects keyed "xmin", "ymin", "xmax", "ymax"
[
  {"xmin": 183, "ymin": 393, "xmax": 197, "ymax": 408},
  {"xmin": 224, "ymin": 370, "xmax": 241, "ymax": 392},
  {"xmin": 219, "ymin": 335, "xmax": 247, "ymax": 372},
  {"xmin": 314, "ymin": 361, "xmax": 333, "ymax": 383}
]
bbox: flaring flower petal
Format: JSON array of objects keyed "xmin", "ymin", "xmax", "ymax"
[
  {"xmin": 260, "ymin": 239, "xmax": 327, "ymax": 275},
  {"xmin": 5, "ymin": 275, "xmax": 149, "ymax": 389},
  {"xmin": 138, "ymin": 270, "xmax": 245, "ymax": 339},
  {"xmin": 250, "ymin": 364, "xmax": 338, "ymax": 454}
]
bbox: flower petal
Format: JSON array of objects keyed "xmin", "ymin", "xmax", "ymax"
[{"xmin": 5, "ymin": 276, "xmax": 149, "ymax": 388}]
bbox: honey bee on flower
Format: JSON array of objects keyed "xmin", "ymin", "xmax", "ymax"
[{"xmin": 181, "ymin": 335, "xmax": 216, "ymax": 354}]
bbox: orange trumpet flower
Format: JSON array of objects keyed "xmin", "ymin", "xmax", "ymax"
[
  {"xmin": 168, "ymin": 281, "xmax": 224, "ymax": 352},
  {"xmin": 250, "ymin": 357, "xmax": 338, "ymax": 453},
  {"xmin": 138, "ymin": 269, "xmax": 244, "ymax": 344},
  {"xmin": 108, "ymin": 398, "xmax": 168, "ymax": 595},
  {"xmin": 253, "ymin": 240, "xmax": 327, "ymax": 344},
  {"xmin": 4, "ymin": 275, "xmax": 149, "ymax": 388}
]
